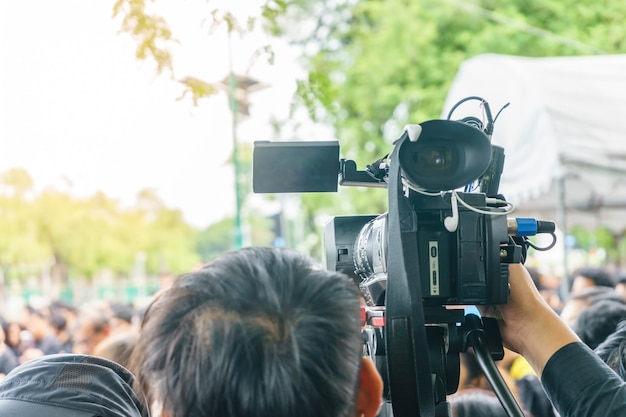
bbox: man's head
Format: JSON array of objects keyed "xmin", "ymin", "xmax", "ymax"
[
  {"xmin": 572, "ymin": 299, "xmax": 626, "ymax": 349},
  {"xmin": 570, "ymin": 266, "xmax": 615, "ymax": 293},
  {"xmin": 595, "ymin": 319, "xmax": 626, "ymax": 380},
  {"xmin": 108, "ymin": 302, "xmax": 135, "ymax": 336},
  {"xmin": 615, "ymin": 275, "xmax": 626, "ymax": 300},
  {"xmin": 131, "ymin": 247, "xmax": 382, "ymax": 417},
  {"xmin": 560, "ymin": 285, "xmax": 623, "ymax": 326},
  {"xmin": 23, "ymin": 307, "xmax": 51, "ymax": 342},
  {"xmin": 72, "ymin": 306, "xmax": 110, "ymax": 355}
]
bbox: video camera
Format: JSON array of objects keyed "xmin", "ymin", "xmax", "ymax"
[{"xmin": 252, "ymin": 97, "xmax": 557, "ymax": 417}]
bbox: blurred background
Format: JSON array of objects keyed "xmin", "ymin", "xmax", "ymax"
[{"xmin": 1, "ymin": 0, "xmax": 626, "ymax": 314}]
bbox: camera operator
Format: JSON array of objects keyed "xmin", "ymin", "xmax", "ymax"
[{"xmin": 485, "ymin": 263, "xmax": 626, "ymax": 417}]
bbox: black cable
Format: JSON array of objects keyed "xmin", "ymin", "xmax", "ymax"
[
  {"xmin": 446, "ymin": 96, "xmax": 487, "ymax": 120},
  {"xmin": 447, "ymin": 96, "xmax": 495, "ymax": 136},
  {"xmin": 525, "ymin": 233, "xmax": 557, "ymax": 251},
  {"xmin": 493, "ymin": 103, "xmax": 511, "ymax": 124}
]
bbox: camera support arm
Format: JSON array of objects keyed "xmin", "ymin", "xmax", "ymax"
[{"xmin": 463, "ymin": 314, "xmax": 526, "ymax": 417}]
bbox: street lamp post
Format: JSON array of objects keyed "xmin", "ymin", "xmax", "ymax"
[
  {"xmin": 227, "ymin": 68, "xmax": 244, "ymax": 249},
  {"xmin": 219, "ymin": 31, "xmax": 268, "ymax": 248}
]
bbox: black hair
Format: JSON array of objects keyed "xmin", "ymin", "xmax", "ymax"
[
  {"xmin": 131, "ymin": 247, "xmax": 363, "ymax": 417},
  {"xmin": 572, "ymin": 299, "xmax": 626, "ymax": 349},
  {"xmin": 110, "ymin": 302, "xmax": 135, "ymax": 324},
  {"xmin": 595, "ymin": 319, "xmax": 626, "ymax": 380},
  {"xmin": 449, "ymin": 389, "xmax": 510, "ymax": 417},
  {"xmin": 616, "ymin": 274, "xmax": 626, "ymax": 285},
  {"xmin": 573, "ymin": 266, "xmax": 615, "ymax": 288},
  {"xmin": 459, "ymin": 351, "xmax": 482, "ymax": 387},
  {"xmin": 48, "ymin": 309, "xmax": 67, "ymax": 332},
  {"xmin": 525, "ymin": 266, "xmax": 544, "ymax": 291}
]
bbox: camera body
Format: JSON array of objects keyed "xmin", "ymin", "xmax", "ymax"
[
  {"xmin": 325, "ymin": 190, "xmax": 511, "ymax": 309},
  {"xmin": 254, "ymin": 115, "xmax": 517, "ymax": 310}
]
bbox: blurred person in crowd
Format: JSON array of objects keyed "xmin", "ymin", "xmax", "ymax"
[
  {"xmin": 458, "ymin": 351, "xmax": 490, "ymax": 392},
  {"xmin": 3, "ymin": 321, "xmax": 26, "ymax": 358},
  {"xmin": 570, "ymin": 266, "xmax": 615, "ymax": 293},
  {"xmin": 594, "ymin": 319, "xmax": 626, "ymax": 380},
  {"xmin": 571, "ymin": 299, "xmax": 626, "ymax": 349},
  {"xmin": 458, "ymin": 351, "xmax": 518, "ymax": 399},
  {"xmin": 0, "ymin": 320, "xmax": 19, "ymax": 379},
  {"xmin": 48, "ymin": 308, "xmax": 73, "ymax": 353},
  {"xmin": 449, "ymin": 388, "xmax": 516, "ymax": 417},
  {"xmin": 458, "ymin": 348, "xmax": 554, "ymax": 417},
  {"xmin": 527, "ymin": 266, "xmax": 563, "ymax": 314},
  {"xmin": 0, "ymin": 353, "xmax": 143, "ymax": 417},
  {"xmin": 20, "ymin": 306, "xmax": 62, "ymax": 363},
  {"xmin": 72, "ymin": 304, "xmax": 111, "ymax": 355},
  {"xmin": 48, "ymin": 300, "xmax": 78, "ymax": 349},
  {"xmin": 108, "ymin": 302, "xmax": 135, "ymax": 336},
  {"xmin": 93, "ymin": 332, "xmax": 137, "ymax": 369},
  {"xmin": 157, "ymin": 271, "xmax": 175, "ymax": 291},
  {"xmin": 497, "ymin": 348, "xmax": 555, "ymax": 417},
  {"xmin": 130, "ymin": 247, "xmax": 383, "ymax": 417},
  {"xmin": 560, "ymin": 285, "xmax": 625, "ymax": 327},
  {"xmin": 615, "ymin": 274, "xmax": 626, "ymax": 300}
]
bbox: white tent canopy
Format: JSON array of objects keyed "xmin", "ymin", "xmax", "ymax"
[{"xmin": 442, "ymin": 54, "xmax": 626, "ymax": 233}]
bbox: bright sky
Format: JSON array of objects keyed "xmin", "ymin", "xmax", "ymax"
[{"xmin": 0, "ymin": 1, "xmax": 330, "ymax": 228}]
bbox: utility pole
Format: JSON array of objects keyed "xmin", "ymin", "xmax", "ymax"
[
  {"xmin": 227, "ymin": 30, "xmax": 243, "ymax": 249},
  {"xmin": 220, "ymin": 30, "xmax": 268, "ymax": 249}
]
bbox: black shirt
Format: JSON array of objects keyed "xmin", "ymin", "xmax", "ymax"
[{"xmin": 543, "ymin": 342, "xmax": 626, "ymax": 417}]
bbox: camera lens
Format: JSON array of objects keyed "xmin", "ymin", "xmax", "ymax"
[{"xmin": 416, "ymin": 147, "xmax": 451, "ymax": 170}]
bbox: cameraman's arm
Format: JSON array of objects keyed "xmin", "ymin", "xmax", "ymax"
[{"xmin": 490, "ymin": 264, "xmax": 626, "ymax": 417}]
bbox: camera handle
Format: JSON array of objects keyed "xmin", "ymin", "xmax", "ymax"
[
  {"xmin": 385, "ymin": 131, "xmax": 437, "ymax": 417},
  {"xmin": 462, "ymin": 314, "xmax": 526, "ymax": 417}
]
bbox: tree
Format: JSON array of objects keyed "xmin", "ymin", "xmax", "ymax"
[
  {"xmin": 0, "ymin": 168, "xmax": 200, "ymax": 303},
  {"xmin": 0, "ymin": 169, "xmax": 51, "ymax": 282},
  {"xmin": 196, "ymin": 215, "xmax": 275, "ymax": 263},
  {"xmin": 0, "ymin": 168, "xmax": 35, "ymax": 199},
  {"xmin": 112, "ymin": 0, "xmax": 286, "ymax": 103}
]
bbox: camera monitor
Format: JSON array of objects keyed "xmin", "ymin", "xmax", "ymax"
[{"xmin": 253, "ymin": 141, "xmax": 340, "ymax": 193}]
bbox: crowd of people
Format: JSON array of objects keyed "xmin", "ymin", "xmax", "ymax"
[
  {"xmin": 0, "ymin": 298, "xmax": 141, "ymax": 377},
  {"xmin": 0, "ymin": 249, "xmax": 626, "ymax": 417}
]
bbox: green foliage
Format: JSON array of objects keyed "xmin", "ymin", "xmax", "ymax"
[
  {"xmin": 113, "ymin": 0, "xmax": 289, "ymax": 105},
  {"xmin": 196, "ymin": 217, "xmax": 236, "ymax": 262},
  {"xmin": 140, "ymin": 206, "xmax": 200, "ymax": 275},
  {"xmin": 569, "ymin": 226, "xmax": 622, "ymax": 264},
  {"xmin": 0, "ymin": 169, "xmax": 200, "ymax": 281},
  {"xmin": 177, "ymin": 76, "xmax": 217, "ymax": 106},
  {"xmin": 261, "ymin": 0, "xmax": 289, "ymax": 35},
  {"xmin": 112, "ymin": 0, "xmax": 175, "ymax": 75},
  {"xmin": 296, "ymin": 0, "xmax": 626, "ymax": 163},
  {"xmin": 196, "ymin": 215, "xmax": 276, "ymax": 262}
]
